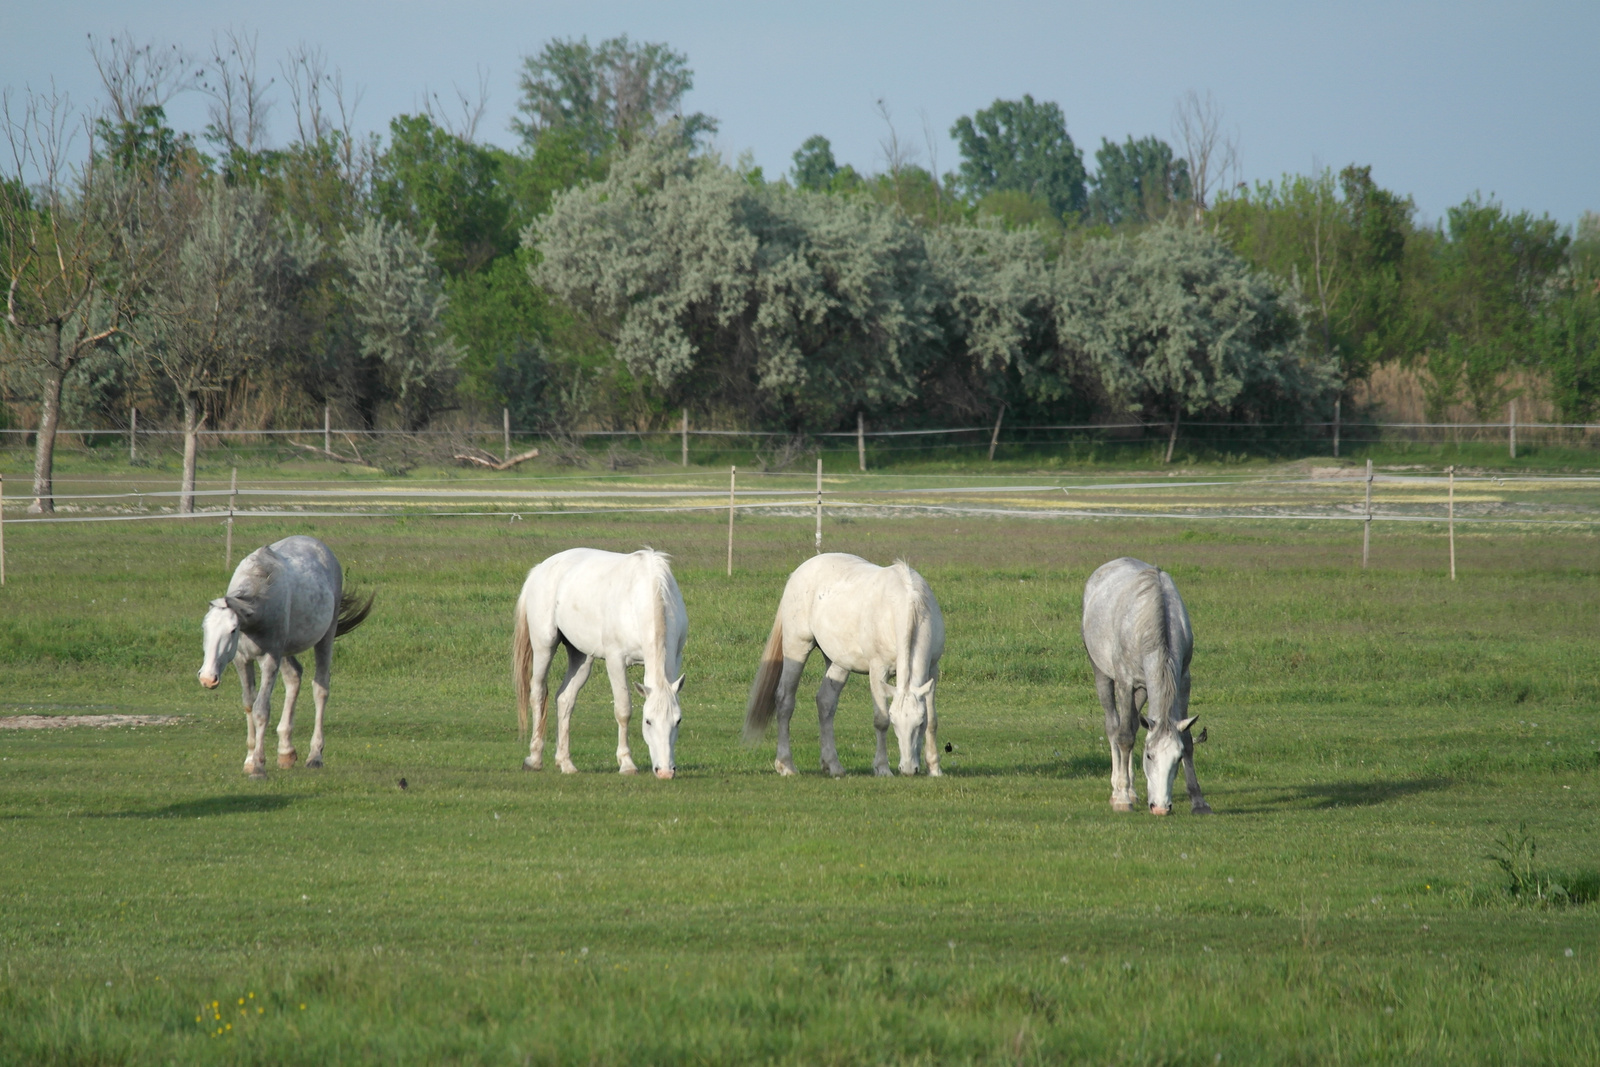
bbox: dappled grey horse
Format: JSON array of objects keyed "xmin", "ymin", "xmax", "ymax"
[
  {"xmin": 1081, "ymin": 557, "xmax": 1210, "ymax": 815},
  {"xmin": 198, "ymin": 535, "xmax": 372, "ymax": 777}
]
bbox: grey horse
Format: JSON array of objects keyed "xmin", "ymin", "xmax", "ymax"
[
  {"xmin": 1081, "ymin": 557, "xmax": 1210, "ymax": 815},
  {"xmin": 198, "ymin": 536, "xmax": 372, "ymax": 778}
]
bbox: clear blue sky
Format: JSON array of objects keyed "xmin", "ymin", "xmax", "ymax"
[{"xmin": 4, "ymin": 1, "xmax": 1595, "ymax": 226}]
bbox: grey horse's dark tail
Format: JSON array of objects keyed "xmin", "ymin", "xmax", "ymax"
[{"xmin": 336, "ymin": 588, "xmax": 375, "ymax": 636}]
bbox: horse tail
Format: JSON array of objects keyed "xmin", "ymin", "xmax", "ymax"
[
  {"xmin": 513, "ymin": 587, "xmax": 534, "ymax": 738},
  {"xmin": 1134, "ymin": 567, "xmax": 1178, "ymax": 724},
  {"xmin": 335, "ymin": 588, "xmax": 374, "ymax": 637},
  {"xmin": 743, "ymin": 612, "xmax": 785, "ymax": 742}
]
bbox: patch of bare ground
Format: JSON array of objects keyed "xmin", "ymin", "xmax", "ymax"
[{"xmin": 0, "ymin": 714, "xmax": 186, "ymax": 729}]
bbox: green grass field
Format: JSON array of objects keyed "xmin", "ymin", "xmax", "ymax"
[{"xmin": 2, "ymin": 464, "xmax": 1599, "ymax": 1063}]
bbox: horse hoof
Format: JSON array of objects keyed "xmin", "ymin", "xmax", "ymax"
[
  {"xmin": 246, "ymin": 768, "xmax": 267, "ymax": 780},
  {"xmin": 1110, "ymin": 799, "xmax": 1136, "ymax": 813},
  {"xmin": 305, "ymin": 755, "xmax": 323, "ymax": 769},
  {"xmin": 823, "ymin": 764, "xmax": 845, "ymax": 778},
  {"xmin": 278, "ymin": 751, "xmax": 298, "ymax": 769},
  {"xmin": 775, "ymin": 760, "xmax": 797, "ymax": 777},
  {"xmin": 619, "ymin": 765, "xmax": 638, "ymax": 776},
  {"xmin": 1192, "ymin": 802, "xmax": 1214, "ymax": 815},
  {"xmin": 873, "ymin": 765, "xmax": 892, "ymax": 778},
  {"xmin": 522, "ymin": 757, "xmax": 543, "ymax": 772},
  {"xmin": 925, "ymin": 765, "xmax": 943, "ymax": 778},
  {"xmin": 558, "ymin": 762, "xmax": 579, "ymax": 775}
]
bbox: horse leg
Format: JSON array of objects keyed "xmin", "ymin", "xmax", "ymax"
[
  {"xmin": 236, "ymin": 656, "xmax": 257, "ymax": 754},
  {"xmin": 552, "ymin": 648, "xmax": 594, "ymax": 774},
  {"xmin": 1097, "ymin": 666, "xmax": 1136, "ymax": 811},
  {"xmin": 815, "ymin": 658, "xmax": 849, "ymax": 777},
  {"xmin": 921, "ymin": 674, "xmax": 942, "ymax": 778},
  {"xmin": 1178, "ymin": 673, "xmax": 1211, "ymax": 813},
  {"xmin": 276, "ymin": 654, "xmax": 302, "ymax": 769},
  {"xmin": 772, "ymin": 656, "xmax": 808, "ymax": 777},
  {"xmin": 868, "ymin": 667, "xmax": 894, "ymax": 777},
  {"xmin": 606, "ymin": 655, "xmax": 638, "ymax": 775},
  {"xmin": 306, "ymin": 628, "xmax": 334, "ymax": 768},
  {"xmin": 523, "ymin": 640, "xmax": 556, "ymax": 771},
  {"xmin": 245, "ymin": 655, "xmax": 279, "ymax": 778}
]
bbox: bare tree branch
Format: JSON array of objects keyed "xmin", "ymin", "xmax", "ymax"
[
  {"xmin": 1172, "ymin": 89, "xmax": 1239, "ymax": 218},
  {"xmin": 200, "ymin": 27, "xmax": 274, "ymax": 153},
  {"xmin": 88, "ymin": 33, "xmax": 196, "ymax": 124}
]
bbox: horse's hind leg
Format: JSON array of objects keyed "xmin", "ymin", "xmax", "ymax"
[
  {"xmin": 772, "ymin": 655, "xmax": 808, "ymax": 777},
  {"xmin": 523, "ymin": 639, "xmax": 556, "ymax": 771},
  {"xmin": 868, "ymin": 667, "xmax": 894, "ymax": 777},
  {"xmin": 552, "ymin": 648, "xmax": 594, "ymax": 774},
  {"xmin": 306, "ymin": 629, "xmax": 334, "ymax": 768},
  {"xmin": 605, "ymin": 655, "xmax": 638, "ymax": 775},
  {"xmin": 815, "ymin": 658, "xmax": 850, "ymax": 778},
  {"xmin": 276, "ymin": 654, "xmax": 303, "ymax": 768}
]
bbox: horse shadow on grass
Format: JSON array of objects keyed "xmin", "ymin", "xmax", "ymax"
[
  {"xmin": 113, "ymin": 795, "xmax": 295, "ymax": 819},
  {"xmin": 1218, "ymin": 777, "xmax": 1452, "ymax": 814},
  {"xmin": 936, "ymin": 753, "xmax": 1107, "ymax": 779}
]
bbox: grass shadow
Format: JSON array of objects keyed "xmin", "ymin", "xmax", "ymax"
[
  {"xmin": 119, "ymin": 795, "xmax": 296, "ymax": 819},
  {"xmin": 1221, "ymin": 777, "xmax": 1452, "ymax": 814},
  {"xmin": 936, "ymin": 754, "xmax": 1106, "ymax": 779}
]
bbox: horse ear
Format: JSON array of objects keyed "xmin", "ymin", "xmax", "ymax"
[
  {"xmin": 1139, "ymin": 714, "xmax": 1152, "ymax": 731},
  {"xmin": 1177, "ymin": 715, "xmax": 1199, "ymax": 733},
  {"xmin": 633, "ymin": 681, "xmax": 649, "ymax": 698},
  {"xmin": 209, "ymin": 598, "xmax": 229, "ymax": 611},
  {"xmin": 225, "ymin": 595, "xmax": 256, "ymax": 623},
  {"xmin": 672, "ymin": 674, "xmax": 685, "ymax": 695},
  {"xmin": 912, "ymin": 679, "xmax": 934, "ymax": 698}
]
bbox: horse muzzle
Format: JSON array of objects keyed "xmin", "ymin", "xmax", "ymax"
[
  {"xmin": 198, "ymin": 674, "xmax": 219, "ymax": 690},
  {"xmin": 654, "ymin": 767, "xmax": 675, "ymax": 780},
  {"xmin": 1149, "ymin": 803, "xmax": 1172, "ymax": 816}
]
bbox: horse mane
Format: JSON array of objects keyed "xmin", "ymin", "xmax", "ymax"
[
  {"xmin": 1132, "ymin": 565, "xmax": 1178, "ymax": 726},
  {"xmin": 637, "ymin": 547, "xmax": 674, "ymax": 631},
  {"xmin": 891, "ymin": 559, "xmax": 931, "ymax": 626}
]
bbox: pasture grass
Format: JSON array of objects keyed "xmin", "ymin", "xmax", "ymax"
[{"xmin": 1, "ymin": 505, "xmax": 1598, "ymax": 1064}]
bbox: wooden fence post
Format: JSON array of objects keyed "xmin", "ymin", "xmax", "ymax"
[
  {"xmin": 1509, "ymin": 399, "xmax": 1517, "ymax": 459},
  {"xmin": 727, "ymin": 466, "xmax": 736, "ymax": 576},
  {"xmin": 1333, "ymin": 397, "xmax": 1341, "ymax": 458},
  {"xmin": 1362, "ymin": 458, "xmax": 1373, "ymax": 569},
  {"xmin": 129, "ymin": 408, "xmax": 138, "ymax": 463},
  {"xmin": 1, "ymin": 472, "xmax": 7, "ymax": 587},
  {"xmin": 324, "ymin": 404, "xmax": 331, "ymax": 454},
  {"xmin": 857, "ymin": 412, "xmax": 866, "ymax": 472},
  {"xmin": 815, "ymin": 457, "xmax": 823, "ymax": 554},
  {"xmin": 503, "ymin": 407, "xmax": 511, "ymax": 463},
  {"xmin": 1447, "ymin": 465, "xmax": 1456, "ymax": 581},
  {"xmin": 225, "ymin": 467, "xmax": 238, "ymax": 570},
  {"xmin": 988, "ymin": 404, "xmax": 1005, "ymax": 461},
  {"xmin": 682, "ymin": 409, "xmax": 690, "ymax": 467}
]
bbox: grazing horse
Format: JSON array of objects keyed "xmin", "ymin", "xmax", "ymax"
[
  {"xmin": 198, "ymin": 536, "xmax": 372, "ymax": 778},
  {"xmin": 745, "ymin": 553, "xmax": 944, "ymax": 777},
  {"xmin": 1081, "ymin": 557, "xmax": 1210, "ymax": 815},
  {"xmin": 512, "ymin": 548, "xmax": 687, "ymax": 779}
]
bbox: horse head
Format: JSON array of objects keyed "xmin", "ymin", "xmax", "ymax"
[
  {"xmin": 198, "ymin": 598, "xmax": 241, "ymax": 689},
  {"xmin": 890, "ymin": 678, "xmax": 936, "ymax": 776},
  {"xmin": 634, "ymin": 674, "xmax": 685, "ymax": 780},
  {"xmin": 1140, "ymin": 713, "xmax": 1199, "ymax": 815}
]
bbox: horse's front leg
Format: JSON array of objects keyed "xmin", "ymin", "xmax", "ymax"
[
  {"xmin": 276, "ymin": 654, "xmax": 303, "ymax": 769},
  {"xmin": 605, "ymin": 656, "xmax": 638, "ymax": 775},
  {"xmin": 815, "ymin": 658, "xmax": 849, "ymax": 778},
  {"xmin": 1178, "ymin": 675, "xmax": 1211, "ymax": 813},
  {"xmin": 552, "ymin": 650, "xmax": 594, "ymax": 774},
  {"xmin": 245, "ymin": 655, "xmax": 279, "ymax": 778},
  {"xmin": 921, "ymin": 673, "xmax": 942, "ymax": 777},
  {"xmin": 867, "ymin": 666, "xmax": 894, "ymax": 777},
  {"xmin": 235, "ymin": 655, "xmax": 258, "ymax": 754},
  {"xmin": 1097, "ymin": 666, "xmax": 1136, "ymax": 811},
  {"xmin": 306, "ymin": 631, "xmax": 334, "ymax": 768},
  {"xmin": 772, "ymin": 656, "xmax": 808, "ymax": 776}
]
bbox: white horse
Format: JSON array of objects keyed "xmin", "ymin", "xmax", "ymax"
[
  {"xmin": 512, "ymin": 548, "xmax": 687, "ymax": 779},
  {"xmin": 198, "ymin": 535, "xmax": 372, "ymax": 778},
  {"xmin": 1081, "ymin": 557, "xmax": 1210, "ymax": 815},
  {"xmin": 745, "ymin": 553, "xmax": 944, "ymax": 777}
]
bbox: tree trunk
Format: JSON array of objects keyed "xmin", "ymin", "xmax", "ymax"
[
  {"xmin": 1164, "ymin": 404, "xmax": 1181, "ymax": 464},
  {"xmin": 180, "ymin": 392, "xmax": 202, "ymax": 514},
  {"xmin": 28, "ymin": 361, "xmax": 64, "ymax": 515}
]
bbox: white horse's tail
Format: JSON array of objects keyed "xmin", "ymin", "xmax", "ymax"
[
  {"xmin": 513, "ymin": 588, "xmax": 536, "ymax": 738},
  {"xmin": 1133, "ymin": 567, "xmax": 1179, "ymax": 725},
  {"xmin": 743, "ymin": 612, "xmax": 785, "ymax": 741}
]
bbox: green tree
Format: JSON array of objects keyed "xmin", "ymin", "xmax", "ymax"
[
  {"xmin": 1055, "ymin": 223, "xmax": 1331, "ymax": 461},
  {"xmin": 791, "ymin": 135, "xmax": 839, "ymax": 192},
  {"xmin": 950, "ymin": 95, "xmax": 1086, "ymax": 220},
  {"xmin": 373, "ymin": 114, "xmax": 514, "ymax": 276},
  {"xmin": 1086, "ymin": 136, "xmax": 1190, "ymax": 226},
  {"xmin": 511, "ymin": 35, "xmax": 716, "ymax": 162}
]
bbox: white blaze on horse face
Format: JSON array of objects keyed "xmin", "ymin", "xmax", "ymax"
[
  {"xmin": 1142, "ymin": 715, "xmax": 1198, "ymax": 814},
  {"xmin": 640, "ymin": 674, "xmax": 685, "ymax": 780},
  {"xmin": 198, "ymin": 600, "xmax": 240, "ymax": 689}
]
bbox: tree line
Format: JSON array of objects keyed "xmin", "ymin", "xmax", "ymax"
[{"xmin": 4, "ymin": 32, "xmax": 1597, "ymax": 511}]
